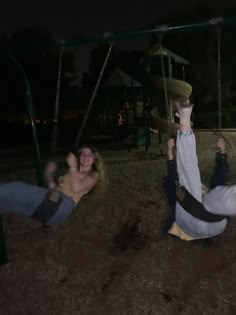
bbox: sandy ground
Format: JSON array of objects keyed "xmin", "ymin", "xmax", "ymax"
[{"xmin": 1, "ymin": 131, "xmax": 236, "ymax": 314}]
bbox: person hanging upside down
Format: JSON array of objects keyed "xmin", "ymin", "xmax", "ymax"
[
  {"xmin": 163, "ymin": 100, "xmax": 234, "ymax": 241},
  {"xmin": 0, "ymin": 145, "xmax": 105, "ymax": 227}
]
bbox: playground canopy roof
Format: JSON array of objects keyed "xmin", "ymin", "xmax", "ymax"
[
  {"xmin": 148, "ymin": 47, "xmax": 190, "ymax": 65},
  {"xmin": 104, "ymin": 68, "xmax": 143, "ymax": 88}
]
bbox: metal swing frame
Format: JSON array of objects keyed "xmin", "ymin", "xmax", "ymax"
[{"xmin": 7, "ymin": 15, "xmax": 235, "ymax": 184}]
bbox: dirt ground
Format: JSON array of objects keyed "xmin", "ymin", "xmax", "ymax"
[{"xmin": 1, "ymin": 131, "xmax": 236, "ymax": 315}]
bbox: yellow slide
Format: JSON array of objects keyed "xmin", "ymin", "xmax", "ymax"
[
  {"xmin": 153, "ymin": 77, "xmax": 192, "ymax": 100},
  {"xmin": 150, "ymin": 77, "xmax": 193, "ymax": 133}
]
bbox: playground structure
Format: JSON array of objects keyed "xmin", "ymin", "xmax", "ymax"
[
  {"xmin": 1, "ymin": 16, "xmax": 236, "ymax": 265},
  {"xmin": 99, "ymin": 67, "xmax": 148, "ymax": 147},
  {"xmin": 147, "ymin": 41, "xmax": 191, "ymax": 128},
  {"xmin": 98, "ymin": 50, "xmax": 192, "ymax": 147}
]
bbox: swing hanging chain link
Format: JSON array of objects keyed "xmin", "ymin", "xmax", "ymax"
[
  {"xmin": 54, "ymin": 47, "xmax": 64, "ymax": 124},
  {"xmin": 159, "ymin": 34, "xmax": 171, "ymax": 128},
  {"xmin": 214, "ymin": 25, "xmax": 233, "ymax": 152},
  {"xmin": 217, "ymin": 26, "xmax": 222, "ymax": 130}
]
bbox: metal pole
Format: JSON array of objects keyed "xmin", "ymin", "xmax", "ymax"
[
  {"xmin": 182, "ymin": 65, "xmax": 185, "ymax": 81},
  {"xmin": 73, "ymin": 42, "xmax": 114, "ymax": 151},
  {"xmin": 9, "ymin": 17, "xmax": 235, "ymax": 51},
  {"xmin": 0, "ymin": 215, "xmax": 8, "ymax": 265},
  {"xmin": 8, "ymin": 54, "xmax": 43, "ymax": 186},
  {"xmin": 168, "ymin": 56, "xmax": 174, "ymax": 123},
  {"xmin": 1, "ymin": 55, "xmax": 44, "ymax": 264},
  {"xmin": 217, "ymin": 27, "xmax": 222, "ymax": 129},
  {"xmin": 51, "ymin": 47, "xmax": 64, "ymax": 153},
  {"xmin": 144, "ymin": 111, "xmax": 150, "ymax": 151}
]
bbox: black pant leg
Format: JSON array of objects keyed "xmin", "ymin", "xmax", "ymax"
[
  {"xmin": 162, "ymin": 160, "xmax": 177, "ymax": 234},
  {"xmin": 210, "ymin": 153, "xmax": 229, "ymax": 189}
]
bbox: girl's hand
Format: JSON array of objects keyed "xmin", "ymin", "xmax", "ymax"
[
  {"xmin": 167, "ymin": 138, "xmax": 175, "ymax": 151},
  {"xmin": 66, "ymin": 152, "xmax": 78, "ymax": 169},
  {"xmin": 217, "ymin": 138, "xmax": 226, "ymax": 153},
  {"xmin": 44, "ymin": 161, "xmax": 58, "ymax": 188},
  {"xmin": 44, "ymin": 161, "xmax": 57, "ymax": 178}
]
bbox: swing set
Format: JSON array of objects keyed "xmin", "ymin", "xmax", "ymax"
[{"xmin": 1, "ymin": 16, "xmax": 236, "ymax": 265}]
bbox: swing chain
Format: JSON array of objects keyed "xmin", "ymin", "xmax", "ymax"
[
  {"xmin": 159, "ymin": 34, "xmax": 171, "ymax": 128},
  {"xmin": 54, "ymin": 47, "xmax": 64, "ymax": 124},
  {"xmin": 217, "ymin": 26, "xmax": 222, "ymax": 129},
  {"xmin": 214, "ymin": 25, "xmax": 233, "ymax": 152}
]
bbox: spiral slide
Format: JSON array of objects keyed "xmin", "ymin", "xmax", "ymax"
[{"xmin": 150, "ymin": 77, "xmax": 193, "ymax": 133}]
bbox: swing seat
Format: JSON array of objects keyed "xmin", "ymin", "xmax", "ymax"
[{"xmin": 152, "ymin": 77, "xmax": 193, "ymax": 100}]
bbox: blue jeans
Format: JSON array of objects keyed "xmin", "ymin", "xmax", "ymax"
[
  {"xmin": 0, "ymin": 181, "xmax": 75, "ymax": 226},
  {"xmin": 162, "ymin": 152, "xmax": 229, "ymax": 235}
]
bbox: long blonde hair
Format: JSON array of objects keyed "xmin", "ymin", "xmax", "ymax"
[{"xmin": 77, "ymin": 145, "xmax": 107, "ymax": 193}]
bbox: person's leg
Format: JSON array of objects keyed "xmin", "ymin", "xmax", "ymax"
[
  {"xmin": 176, "ymin": 102, "xmax": 202, "ymax": 202},
  {"xmin": 169, "ymin": 102, "xmax": 228, "ymax": 239},
  {"xmin": 0, "ymin": 181, "xmax": 75, "ymax": 226},
  {"xmin": 210, "ymin": 138, "xmax": 229, "ymax": 189},
  {"xmin": 162, "ymin": 138, "xmax": 177, "ymax": 234},
  {"xmin": 0, "ymin": 181, "xmax": 48, "ymax": 217}
]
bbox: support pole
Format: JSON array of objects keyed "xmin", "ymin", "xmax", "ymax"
[
  {"xmin": 144, "ymin": 112, "xmax": 150, "ymax": 151},
  {"xmin": 51, "ymin": 47, "xmax": 64, "ymax": 153},
  {"xmin": 0, "ymin": 215, "xmax": 8, "ymax": 265},
  {"xmin": 8, "ymin": 54, "xmax": 43, "ymax": 187},
  {"xmin": 24, "ymin": 17, "xmax": 233, "ymax": 50},
  {"xmin": 73, "ymin": 42, "xmax": 114, "ymax": 151}
]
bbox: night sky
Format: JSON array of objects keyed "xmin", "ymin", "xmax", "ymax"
[
  {"xmin": 1, "ymin": 0, "xmax": 236, "ymax": 73},
  {"xmin": 1, "ymin": 0, "xmax": 236, "ymax": 39}
]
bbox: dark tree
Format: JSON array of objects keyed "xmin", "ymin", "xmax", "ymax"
[{"xmin": 0, "ymin": 29, "xmax": 78, "ymax": 123}]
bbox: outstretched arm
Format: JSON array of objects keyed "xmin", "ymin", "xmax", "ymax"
[
  {"xmin": 166, "ymin": 138, "xmax": 177, "ymax": 179},
  {"xmin": 167, "ymin": 138, "xmax": 175, "ymax": 161},
  {"xmin": 162, "ymin": 138, "xmax": 177, "ymax": 234},
  {"xmin": 44, "ymin": 161, "xmax": 58, "ymax": 189}
]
